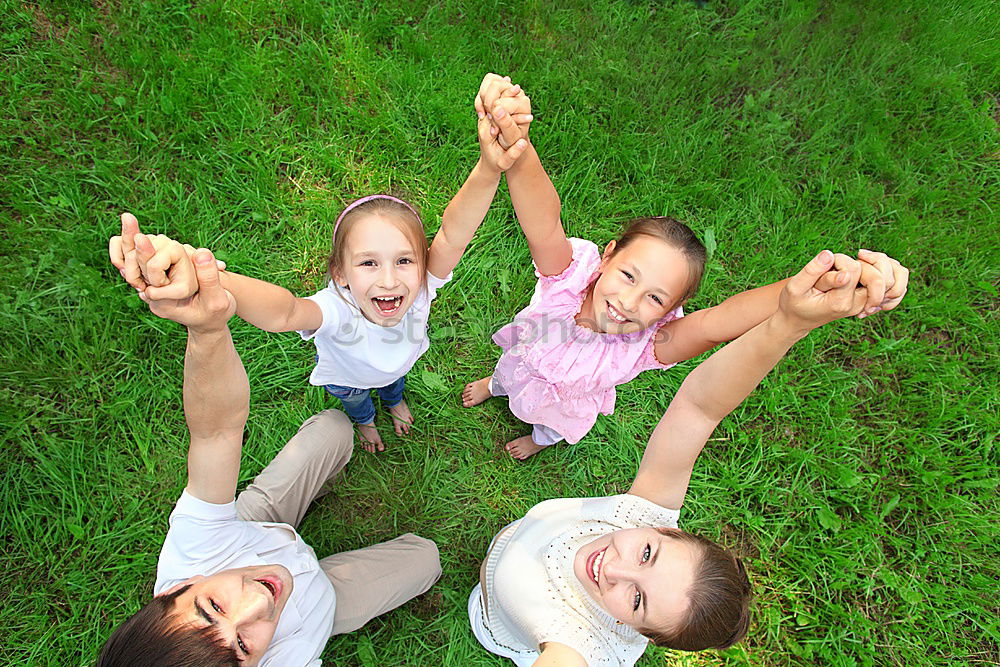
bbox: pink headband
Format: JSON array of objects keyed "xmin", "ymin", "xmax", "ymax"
[{"xmin": 334, "ymin": 195, "xmax": 420, "ymax": 236}]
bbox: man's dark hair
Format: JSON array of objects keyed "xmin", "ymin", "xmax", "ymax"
[{"xmin": 96, "ymin": 584, "xmax": 240, "ymax": 666}]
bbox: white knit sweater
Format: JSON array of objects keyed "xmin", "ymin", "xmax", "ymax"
[{"xmin": 481, "ymin": 494, "xmax": 681, "ymax": 666}]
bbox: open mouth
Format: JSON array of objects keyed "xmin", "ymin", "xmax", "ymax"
[
  {"xmin": 256, "ymin": 577, "xmax": 281, "ymax": 601},
  {"xmin": 372, "ymin": 295, "xmax": 403, "ymax": 316},
  {"xmin": 587, "ymin": 546, "xmax": 608, "ymax": 585},
  {"xmin": 606, "ymin": 301, "xmax": 630, "ymax": 324}
]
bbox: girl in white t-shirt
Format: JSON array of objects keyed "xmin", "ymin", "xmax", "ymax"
[
  {"xmin": 135, "ymin": 77, "xmax": 532, "ymax": 452},
  {"xmin": 226, "ymin": 96, "xmax": 530, "ymax": 451}
]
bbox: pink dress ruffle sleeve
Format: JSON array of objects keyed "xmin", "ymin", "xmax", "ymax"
[{"xmin": 492, "ymin": 238, "xmax": 683, "ymax": 444}]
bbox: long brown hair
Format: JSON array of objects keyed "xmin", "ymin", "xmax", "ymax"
[
  {"xmin": 95, "ymin": 584, "xmax": 240, "ymax": 666},
  {"xmin": 637, "ymin": 528, "xmax": 752, "ymax": 651},
  {"xmin": 611, "ymin": 217, "xmax": 707, "ymax": 306}
]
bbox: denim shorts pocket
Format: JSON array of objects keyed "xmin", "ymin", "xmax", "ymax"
[{"xmin": 324, "ymin": 384, "xmax": 366, "ymax": 399}]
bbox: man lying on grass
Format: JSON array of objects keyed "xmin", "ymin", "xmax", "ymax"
[{"xmin": 99, "ymin": 224, "xmax": 441, "ymax": 666}]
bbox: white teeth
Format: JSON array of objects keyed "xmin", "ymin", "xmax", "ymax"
[
  {"xmin": 373, "ymin": 296, "xmax": 402, "ymax": 313},
  {"xmin": 592, "ymin": 549, "xmax": 605, "ymax": 584},
  {"xmin": 607, "ymin": 303, "xmax": 628, "ymax": 323}
]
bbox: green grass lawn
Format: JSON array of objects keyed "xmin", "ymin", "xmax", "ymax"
[{"xmin": 2, "ymin": 1, "xmax": 997, "ymax": 665}]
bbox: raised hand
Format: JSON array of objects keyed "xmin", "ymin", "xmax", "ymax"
[
  {"xmin": 856, "ymin": 248, "xmax": 909, "ymax": 317},
  {"xmin": 777, "ymin": 250, "xmax": 875, "ymax": 331},
  {"xmin": 478, "ymin": 103, "xmax": 528, "ymax": 172},
  {"xmin": 478, "ymin": 104, "xmax": 529, "ymax": 173},
  {"xmin": 110, "ymin": 212, "xmax": 226, "ymax": 297},
  {"xmin": 475, "ymin": 73, "xmax": 532, "ymax": 122},
  {"xmin": 475, "ymin": 73, "xmax": 532, "ymax": 146},
  {"xmin": 139, "ymin": 248, "xmax": 236, "ymax": 333},
  {"xmin": 109, "ymin": 212, "xmax": 148, "ymax": 291},
  {"xmin": 811, "ymin": 249, "xmax": 910, "ymax": 319}
]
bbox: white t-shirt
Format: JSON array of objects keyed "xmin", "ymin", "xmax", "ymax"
[
  {"xmin": 479, "ymin": 494, "xmax": 680, "ymax": 666},
  {"xmin": 299, "ymin": 271, "xmax": 452, "ymax": 388},
  {"xmin": 155, "ymin": 491, "xmax": 337, "ymax": 666}
]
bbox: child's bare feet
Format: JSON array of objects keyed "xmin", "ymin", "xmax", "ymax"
[
  {"xmin": 356, "ymin": 423, "xmax": 385, "ymax": 453},
  {"xmin": 462, "ymin": 376, "xmax": 493, "ymax": 407},
  {"xmin": 505, "ymin": 435, "xmax": 545, "ymax": 460},
  {"xmin": 388, "ymin": 400, "xmax": 413, "ymax": 436}
]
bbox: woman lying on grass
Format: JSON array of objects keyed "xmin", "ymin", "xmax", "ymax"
[{"xmin": 469, "ymin": 249, "xmax": 908, "ymax": 666}]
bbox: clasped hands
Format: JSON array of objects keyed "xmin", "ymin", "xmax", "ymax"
[{"xmin": 109, "ymin": 213, "xmax": 235, "ymax": 333}]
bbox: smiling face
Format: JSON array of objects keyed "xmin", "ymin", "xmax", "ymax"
[
  {"xmin": 164, "ymin": 564, "xmax": 293, "ymax": 666},
  {"xmin": 573, "ymin": 527, "xmax": 699, "ymax": 633},
  {"xmin": 584, "ymin": 236, "xmax": 693, "ymax": 334},
  {"xmin": 333, "ymin": 213, "xmax": 426, "ymax": 327}
]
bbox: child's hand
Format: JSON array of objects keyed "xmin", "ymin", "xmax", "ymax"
[
  {"xmin": 811, "ymin": 249, "xmax": 909, "ymax": 319},
  {"xmin": 856, "ymin": 249, "xmax": 908, "ymax": 317},
  {"xmin": 478, "ymin": 104, "xmax": 529, "ymax": 173},
  {"xmin": 776, "ymin": 250, "xmax": 870, "ymax": 331},
  {"xmin": 475, "ymin": 73, "xmax": 532, "ymax": 145},
  {"xmin": 110, "ymin": 212, "xmax": 226, "ymax": 295},
  {"xmin": 109, "ymin": 212, "xmax": 149, "ymax": 291}
]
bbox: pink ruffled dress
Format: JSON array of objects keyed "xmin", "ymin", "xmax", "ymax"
[{"xmin": 492, "ymin": 238, "xmax": 683, "ymax": 444}]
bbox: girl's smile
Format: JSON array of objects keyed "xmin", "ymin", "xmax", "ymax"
[
  {"xmin": 579, "ymin": 236, "xmax": 692, "ymax": 334},
  {"xmin": 336, "ymin": 214, "xmax": 424, "ymax": 327}
]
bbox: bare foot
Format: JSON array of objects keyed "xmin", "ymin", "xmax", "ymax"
[
  {"xmin": 388, "ymin": 400, "xmax": 413, "ymax": 436},
  {"xmin": 462, "ymin": 376, "xmax": 493, "ymax": 407},
  {"xmin": 356, "ymin": 423, "xmax": 385, "ymax": 453},
  {"xmin": 505, "ymin": 435, "xmax": 545, "ymax": 460}
]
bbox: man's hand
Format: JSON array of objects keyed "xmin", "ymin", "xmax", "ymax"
[
  {"xmin": 110, "ymin": 212, "xmax": 226, "ymax": 296},
  {"xmin": 139, "ymin": 247, "xmax": 236, "ymax": 334}
]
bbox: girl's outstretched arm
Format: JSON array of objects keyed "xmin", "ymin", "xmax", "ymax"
[
  {"xmin": 629, "ymin": 250, "xmax": 898, "ymax": 510},
  {"xmin": 653, "ymin": 250, "xmax": 909, "ymax": 365},
  {"xmin": 476, "ymin": 73, "xmax": 570, "ymax": 275},
  {"xmin": 109, "ymin": 213, "xmax": 322, "ymax": 333},
  {"xmin": 653, "ymin": 277, "xmax": 790, "ymax": 364},
  {"xmin": 505, "ymin": 142, "xmax": 574, "ymax": 277},
  {"xmin": 218, "ymin": 271, "xmax": 323, "ymax": 333},
  {"xmin": 428, "ymin": 102, "xmax": 528, "ymax": 279}
]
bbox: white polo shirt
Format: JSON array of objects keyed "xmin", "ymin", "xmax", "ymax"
[{"xmin": 155, "ymin": 491, "xmax": 336, "ymax": 666}]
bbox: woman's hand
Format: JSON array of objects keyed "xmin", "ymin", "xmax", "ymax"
[
  {"xmin": 811, "ymin": 249, "xmax": 910, "ymax": 318},
  {"xmin": 776, "ymin": 250, "xmax": 871, "ymax": 333}
]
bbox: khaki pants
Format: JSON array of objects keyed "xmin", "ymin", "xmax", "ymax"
[{"xmin": 235, "ymin": 409, "xmax": 441, "ymax": 635}]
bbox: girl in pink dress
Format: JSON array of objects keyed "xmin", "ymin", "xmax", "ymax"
[{"xmin": 463, "ymin": 74, "xmax": 905, "ymax": 460}]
